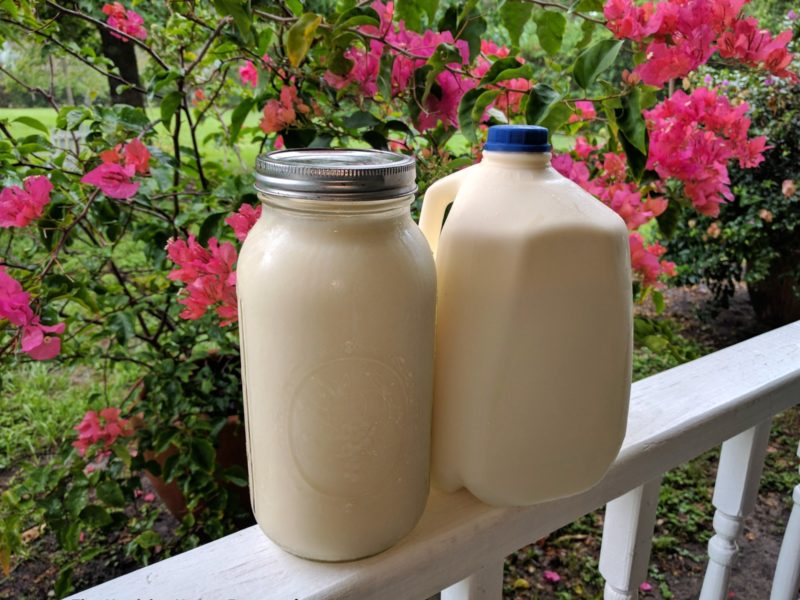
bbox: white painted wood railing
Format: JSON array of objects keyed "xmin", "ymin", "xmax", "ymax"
[{"xmin": 69, "ymin": 321, "xmax": 800, "ymax": 600}]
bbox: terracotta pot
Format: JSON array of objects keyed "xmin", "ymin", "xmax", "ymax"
[{"xmin": 143, "ymin": 415, "xmax": 250, "ymax": 519}]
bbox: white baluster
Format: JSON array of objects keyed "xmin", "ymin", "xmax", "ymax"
[
  {"xmin": 770, "ymin": 441, "xmax": 800, "ymax": 600},
  {"xmin": 599, "ymin": 477, "xmax": 662, "ymax": 600},
  {"xmin": 441, "ymin": 559, "xmax": 504, "ymax": 600},
  {"xmin": 699, "ymin": 420, "xmax": 772, "ymax": 600}
]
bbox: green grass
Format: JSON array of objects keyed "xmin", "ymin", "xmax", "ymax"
[
  {"xmin": 0, "ymin": 363, "xmax": 138, "ymax": 470},
  {"xmin": 0, "ymin": 107, "xmax": 263, "ymax": 170},
  {"xmin": 1, "ymin": 107, "xmax": 575, "ymax": 170}
]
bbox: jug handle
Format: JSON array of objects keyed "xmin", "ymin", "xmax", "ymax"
[{"xmin": 418, "ymin": 165, "xmax": 476, "ymax": 257}]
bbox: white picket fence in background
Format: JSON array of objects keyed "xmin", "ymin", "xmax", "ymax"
[{"xmin": 68, "ymin": 321, "xmax": 800, "ymax": 600}]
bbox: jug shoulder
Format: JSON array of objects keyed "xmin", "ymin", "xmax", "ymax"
[{"xmin": 456, "ymin": 165, "xmax": 627, "ymax": 232}]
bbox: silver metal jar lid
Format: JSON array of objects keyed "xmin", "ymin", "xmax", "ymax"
[{"xmin": 254, "ymin": 148, "xmax": 417, "ymax": 200}]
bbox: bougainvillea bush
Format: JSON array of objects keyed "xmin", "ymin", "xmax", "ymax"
[
  {"xmin": 665, "ymin": 17, "xmax": 800, "ymax": 326},
  {"xmin": 0, "ymin": 0, "xmax": 795, "ymax": 594}
]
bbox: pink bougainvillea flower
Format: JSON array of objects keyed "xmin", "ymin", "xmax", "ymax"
[
  {"xmin": 259, "ymin": 85, "xmax": 308, "ymax": 133},
  {"xmin": 72, "ymin": 407, "xmax": 134, "ymax": 457},
  {"xmin": 569, "ymin": 100, "xmax": 597, "ymax": 123},
  {"xmin": 543, "ymin": 570, "xmax": 561, "ymax": 583},
  {"xmin": 100, "ymin": 144, "xmax": 123, "ymax": 164},
  {"xmin": 0, "ymin": 175, "xmax": 53, "ymax": 228},
  {"xmin": 123, "ymin": 138, "xmax": 151, "ymax": 175},
  {"xmin": 167, "ymin": 235, "xmax": 239, "ymax": 325},
  {"xmin": 782, "ymin": 179, "xmax": 797, "ymax": 197},
  {"xmin": 644, "ymin": 87, "xmax": 767, "ymax": 217},
  {"xmin": 81, "ymin": 162, "xmax": 139, "ymax": 199},
  {"xmin": 0, "ymin": 266, "xmax": 34, "ymax": 327},
  {"xmin": 102, "ymin": 2, "xmax": 147, "ymax": 41},
  {"xmin": 640, "ymin": 581, "xmax": 653, "ymax": 592},
  {"xmin": 225, "ymin": 203, "xmax": 262, "ymax": 242},
  {"xmin": 239, "ymin": 60, "xmax": 258, "ymax": 88},
  {"xmin": 21, "ymin": 321, "xmax": 66, "ymax": 360},
  {"xmin": 629, "ymin": 232, "xmax": 676, "ymax": 288},
  {"xmin": 0, "ymin": 266, "xmax": 66, "ymax": 360},
  {"xmin": 605, "ymin": 0, "xmax": 795, "ymax": 86}
]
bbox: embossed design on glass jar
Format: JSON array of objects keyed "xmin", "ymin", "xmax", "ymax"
[{"xmin": 289, "ymin": 357, "xmax": 407, "ymax": 498}]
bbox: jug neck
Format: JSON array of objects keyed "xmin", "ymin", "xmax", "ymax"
[{"xmin": 482, "ymin": 151, "xmax": 551, "ymax": 169}]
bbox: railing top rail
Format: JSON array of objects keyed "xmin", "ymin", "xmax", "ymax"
[{"xmin": 69, "ymin": 321, "xmax": 800, "ymax": 600}]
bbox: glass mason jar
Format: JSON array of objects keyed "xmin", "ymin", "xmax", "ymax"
[{"xmin": 237, "ymin": 149, "xmax": 436, "ymax": 561}]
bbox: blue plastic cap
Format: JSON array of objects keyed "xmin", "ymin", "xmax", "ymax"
[{"xmin": 484, "ymin": 125, "xmax": 551, "ymax": 153}]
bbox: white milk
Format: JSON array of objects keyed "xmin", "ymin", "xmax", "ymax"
[
  {"xmin": 238, "ymin": 149, "xmax": 435, "ymax": 560},
  {"xmin": 419, "ymin": 126, "xmax": 632, "ymax": 507}
]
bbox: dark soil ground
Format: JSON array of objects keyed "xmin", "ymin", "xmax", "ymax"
[{"xmin": 3, "ymin": 284, "xmax": 796, "ymax": 599}]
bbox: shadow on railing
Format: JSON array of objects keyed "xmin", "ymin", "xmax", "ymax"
[{"xmin": 68, "ymin": 321, "xmax": 800, "ymax": 600}]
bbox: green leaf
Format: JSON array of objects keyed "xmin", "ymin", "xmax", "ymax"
[
  {"xmin": 525, "ymin": 83, "xmax": 560, "ymax": 125},
  {"xmin": 96, "ymin": 481, "xmax": 125, "ymax": 508},
  {"xmin": 573, "ymin": 39, "xmax": 624, "ymax": 89},
  {"xmin": 160, "ymin": 91, "xmax": 183, "ymax": 129},
  {"xmin": 13, "ymin": 116, "xmax": 49, "ymax": 135},
  {"xmin": 335, "ymin": 6, "xmax": 380, "ymax": 30},
  {"xmin": 377, "ymin": 50, "xmax": 394, "ymax": 100},
  {"xmin": 80, "ymin": 505, "xmax": 112, "ymax": 527},
  {"xmin": 54, "ymin": 566, "xmax": 73, "ymax": 598},
  {"xmin": 577, "ymin": 19, "xmax": 596, "ymax": 49},
  {"xmin": 458, "ymin": 11, "xmax": 487, "ymax": 62},
  {"xmin": 344, "ymin": 111, "xmax": 381, "ymax": 129},
  {"xmin": 363, "ymin": 130, "xmax": 388, "ymax": 149},
  {"xmin": 534, "ymin": 10, "xmax": 566, "ymax": 56},
  {"xmin": 190, "ymin": 438, "xmax": 216, "ymax": 472},
  {"xmin": 576, "ymin": 0, "xmax": 604, "ymax": 10},
  {"xmin": 618, "ymin": 128, "xmax": 648, "ymax": 180},
  {"xmin": 439, "ymin": 3, "xmax": 486, "ymax": 61},
  {"xmin": 479, "ymin": 57, "xmax": 533, "ymax": 86},
  {"xmin": 652, "ymin": 289, "xmax": 666, "ymax": 314},
  {"xmin": 424, "ymin": 43, "xmax": 464, "ymax": 102},
  {"xmin": 133, "ymin": 530, "xmax": 162, "ymax": 549},
  {"xmin": 162, "ymin": 453, "xmax": 180, "ymax": 483},
  {"xmin": 420, "ymin": 0, "xmax": 439, "ymax": 23},
  {"xmin": 286, "ymin": 13, "xmax": 323, "ymax": 67},
  {"xmin": 499, "ymin": 0, "xmax": 533, "ymax": 47},
  {"xmin": 458, "ymin": 88, "xmax": 501, "ymax": 144},
  {"xmin": 644, "ymin": 334, "xmax": 669, "ymax": 353},
  {"xmin": 285, "ymin": 0, "xmax": 303, "ymax": 16},
  {"xmin": 657, "ymin": 198, "xmax": 681, "ymax": 239},
  {"xmin": 539, "ymin": 102, "xmax": 571, "ymax": 132},
  {"xmin": 615, "ymin": 88, "xmax": 647, "ymax": 154},
  {"xmin": 108, "ymin": 312, "xmax": 134, "ymax": 345},
  {"xmin": 212, "ymin": 0, "xmax": 253, "ymax": 41},
  {"xmin": 230, "ymin": 98, "xmax": 255, "ymax": 143},
  {"xmin": 221, "ymin": 465, "xmax": 249, "ymax": 487},
  {"xmin": 283, "ymin": 128, "xmax": 316, "ymax": 148},
  {"xmin": 198, "ymin": 211, "xmax": 227, "ymax": 245},
  {"xmin": 395, "ymin": 0, "xmax": 423, "ymax": 30},
  {"xmin": 64, "ymin": 485, "xmax": 88, "ymax": 517}
]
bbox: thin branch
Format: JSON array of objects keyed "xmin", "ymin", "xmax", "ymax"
[
  {"xmin": 253, "ymin": 9, "xmax": 295, "ymax": 23},
  {"xmin": 182, "ymin": 101, "xmax": 208, "ymax": 190},
  {"xmin": 0, "ymin": 64, "xmax": 59, "ymax": 110},
  {"xmin": 108, "ymin": 260, "xmax": 157, "ymax": 345},
  {"xmin": 40, "ymin": 189, "xmax": 100, "ymax": 279},
  {"xmin": 0, "ymin": 122, "xmax": 16, "ymax": 143},
  {"xmin": 185, "ymin": 16, "xmax": 232, "ymax": 76},
  {"xmin": 0, "ymin": 17, "xmax": 148, "ymax": 95},
  {"xmin": 0, "ymin": 261, "xmax": 36, "ymax": 271},
  {"xmin": 193, "ymin": 65, "xmax": 231, "ymax": 132},
  {"xmin": 45, "ymin": 0, "xmax": 169, "ymax": 70},
  {"xmin": 522, "ymin": 0, "xmax": 605, "ymax": 24}
]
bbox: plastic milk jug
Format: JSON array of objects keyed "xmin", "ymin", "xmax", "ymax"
[
  {"xmin": 419, "ymin": 125, "xmax": 632, "ymax": 507},
  {"xmin": 237, "ymin": 149, "xmax": 436, "ymax": 560}
]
